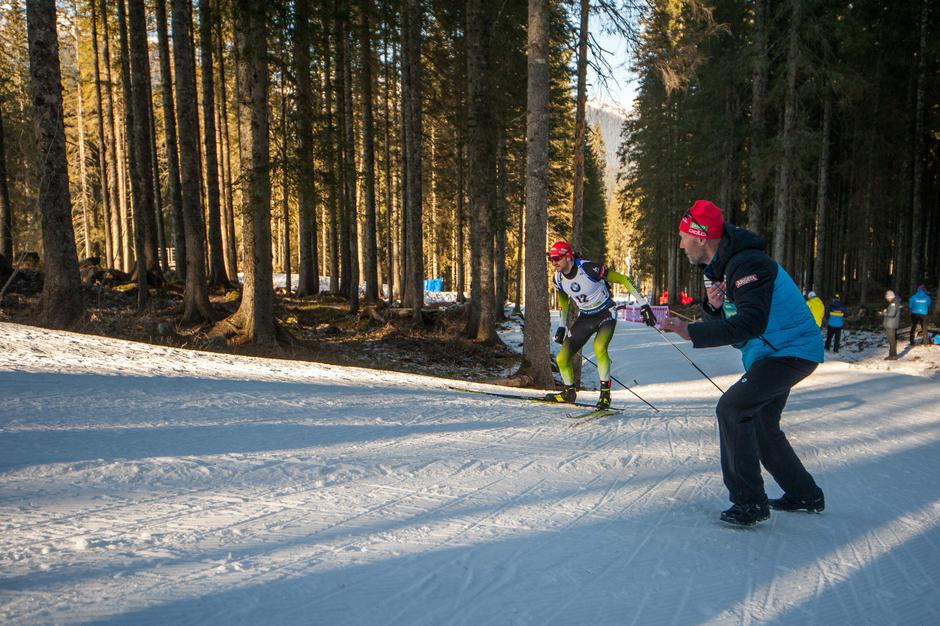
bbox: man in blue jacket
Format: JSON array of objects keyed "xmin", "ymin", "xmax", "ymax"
[
  {"xmin": 908, "ymin": 285, "xmax": 932, "ymax": 346},
  {"xmin": 661, "ymin": 200, "xmax": 825, "ymax": 527},
  {"xmin": 825, "ymin": 294, "xmax": 845, "ymax": 353}
]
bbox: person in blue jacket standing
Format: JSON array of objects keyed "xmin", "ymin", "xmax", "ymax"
[
  {"xmin": 908, "ymin": 285, "xmax": 932, "ymax": 346},
  {"xmin": 825, "ymin": 294, "xmax": 845, "ymax": 353},
  {"xmin": 661, "ymin": 200, "xmax": 825, "ymax": 527}
]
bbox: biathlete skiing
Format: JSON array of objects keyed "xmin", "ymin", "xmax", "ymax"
[{"xmin": 543, "ymin": 240, "xmax": 657, "ymax": 409}]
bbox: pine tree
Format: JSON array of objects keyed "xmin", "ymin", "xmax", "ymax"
[{"xmin": 26, "ymin": 0, "xmax": 84, "ymax": 327}]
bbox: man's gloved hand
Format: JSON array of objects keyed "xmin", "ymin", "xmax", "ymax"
[
  {"xmin": 640, "ymin": 304, "xmax": 657, "ymax": 327},
  {"xmin": 554, "ymin": 326, "xmax": 567, "ymax": 345}
]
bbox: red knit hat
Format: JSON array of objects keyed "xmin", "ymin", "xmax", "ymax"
[
  {"xmin": 548, "ymin": 241, "xmax": 573, "ymax": 258},
  {"xmin": 679, "ymin": 200, "xmax": 724, "ymax": 239}
]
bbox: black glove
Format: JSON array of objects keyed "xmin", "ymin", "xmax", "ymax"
[
  {"xmin": 554, "ymin": 326, "xmax": 567, "ymax": 344},
  {"xmin": 640, "ymin": 304, "xmax": 657, "ymax": 327}
]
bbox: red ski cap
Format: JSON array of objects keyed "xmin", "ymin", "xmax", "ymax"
[
  {"xmin": 680, "ymin": 200, "xmax": 724, "ymax": 239},
  {"xmin": 548, "ymin": 241, "xmax": 573, "ymax": 258}
]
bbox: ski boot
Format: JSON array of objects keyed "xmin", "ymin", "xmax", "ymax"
[
  {"xmin": 596, "ymin": 380, "xmax": 612, "ymax": 409},
  {"xmin": 544, "ymin": 384, "xmax": 577, "ymax": 404}
]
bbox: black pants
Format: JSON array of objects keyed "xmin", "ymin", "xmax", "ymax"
[
  {"xmin": 716, "ymin": 357, "xmax": 821, "ymax": 505},
  {"xmin": 824, "ymin": 326, "xmax": 842, "ymax": 352},
  {"xmin": 910, "ymin": 314, "xmax": 927, "ymax": 344}
]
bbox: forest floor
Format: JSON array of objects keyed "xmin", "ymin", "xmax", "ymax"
[{"xmin": 0, "ymin": 273, "xmax": 522, "ymax": 384}]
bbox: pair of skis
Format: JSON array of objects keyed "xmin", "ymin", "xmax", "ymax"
[{"xmin": 448, "ymin": 386, "xmax": 623, "ymax": 423}]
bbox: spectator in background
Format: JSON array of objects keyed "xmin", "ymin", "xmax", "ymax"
[
  {"xmin": 659, "ymin": 289, "xmax": 670, "ymax": 305},
  {"xmin": 824, "ymin": 293, "xmax": 844, "ymax": 353},
  {"xmin": 908, "ymin": 284, "xmax": 932, "ymax": 346},
  {"xmin": 883, "ymin": 290, "xmax": 900, "ymax": 360},
  {"xmin": 805, "ymin": 291, "xmax": 825, "ymax": 328},
  {"xmin": 680, "ymin": 289, "xmax": 694, "ymax": 305}
]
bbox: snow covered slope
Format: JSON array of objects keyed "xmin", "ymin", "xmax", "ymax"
[{"xmin": 1, "ymin": 320, "xmax": 939, "ymax": 625}]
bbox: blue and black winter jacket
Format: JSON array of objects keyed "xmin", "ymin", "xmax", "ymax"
[
  {"xmin": 909, "ymin": 289, "xmax": 931, "ymax": 316},
  {"xmin": 826, "ymin": 299, "xmax": 844, "ymax": 328},
  {"xmin": 688, "ymin": 224, "xmax": 824, "ymax": 371}
]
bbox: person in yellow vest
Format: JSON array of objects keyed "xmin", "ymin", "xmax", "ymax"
[{"xmin": 805, "ymin": 291, "xmax": 824, "ymax": 328}]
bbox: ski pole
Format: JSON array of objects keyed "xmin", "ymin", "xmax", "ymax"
[
  {"xmin": 651, "ymin": 325, "xmax": 724, "ymax": 393},
  {"xmin": 580, "ymin": 354, "xmax": 659, "ymax": 412},
  {"xmin": 617, "ymin": 301, "xmax": 725, "ymax": 393}
]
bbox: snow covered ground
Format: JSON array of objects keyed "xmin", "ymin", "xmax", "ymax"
[{"xmin": 1, "ymin": 317, "xmax": 939, "ymax": 625}]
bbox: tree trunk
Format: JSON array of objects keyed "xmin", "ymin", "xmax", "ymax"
[
  {"xmin": 382, "ymin": 21, "xmax": 394, "ymax": 305},
  {"xmin": 227, "ymin": 0, "xmax": 274, "ymax": 344},
  {"xmin": 455, "ymin": 133, "xmax": 466, "ymax": 304},
  {"xmin": 99, "ymin": 0, "xmax": 123, "ymax": 270},
  {"xmin": 909, "ymin": 0, "xmax": 928, "ymax": 290},
  {"xmin": 0, "ymin": 104, "xmax": 11, "ymax": 261},
  {"xmin": 280, "ymin": 77, "xmax": 290, "ymax": 294},
  {"xmin": 198, "ymin": 0, "xmax": 227, "ymax": 285},
  {"xmin": 813, "ymin": 94, "xmax": 830, "ymax": 294},
  {"xmin": 519, "ymin": 0, "xmax": 553, "ymax": 388},
  {"xmin": 466, "ymin": 0, "xmax": 496, "ymax": 342},
  {"xmin": 333, "ymin": 0, "xmax": 351, "ymax": 299},
  {"xmin": 747, "ymin": 0, "xmax": 768, "ymax": 235},
  {"xmin": 148, "ymin": 93, "xmax": 167, "ymax": 272},
  {"xmin": 772, "ymin": 0, "xmax": 800, "ymax": 264},
  {"xmin": 97, "ymin": 0, "xmax": 124, "ymax": 268},
  {"xmin": 154, "ymin": 0, "xmax": 186, "ymax": 278},
  {"xmin": 72, "ymin": 18, "xmax": 92, "ymax": 260},
  {"xmin": 90, "ymin": 0, "xmax": 113, "ymax": 267},
  {"xmin": 401, "ymin": 0, "xmax": 424, "ymax": 320},
  {"xmin": 322, "ymin": 17, "xmax": 340, "ymax": 294},
  {"xmin": 26, "ymin": 0, "xmax": 84, "ymax": 327},
  {"xmin": 341, "ymin": 3, "xmax": 359, "ymax": 312},
  {"xmin": 125, "ymin": 0, "xmax": 157, "ymax": 306},
  {"xmin": 570, "ymin": 0, "xmax": 588, "ymax": 249},
  {"xmin": 216, "ymin": 15, "xmax": 238, "ymax": 283},
  {"xmin": 293, "ymin": 0, "xmax": 319, "ymax": 296},
  {"xmin": 494, "ymin": 128, "xmax": 507, "ymax": 320},
  {"xmin": 359, "ymin": 0, "xmax": 378, "ymax": 303},
  {"xmin": 171, "ymin": 0, "xmax": 214, "ymax": 321}
]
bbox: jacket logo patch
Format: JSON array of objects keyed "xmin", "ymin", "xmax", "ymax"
[{"xmin": 735, "ymin": 274, "xmax": 758, "ymax": 288}]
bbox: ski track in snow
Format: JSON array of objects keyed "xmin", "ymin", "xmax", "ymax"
[{"xmin": 1, "ymin": 320, "xmax": 940, "ymax": 625}]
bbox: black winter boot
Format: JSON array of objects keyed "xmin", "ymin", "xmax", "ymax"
[
  {"xmin": 768, "ymin": 490, "xmax": 825, "ymax": 513},
  {"xmin": 720, "ymin": 501, "xmax": 770, "ymax": 527},
  {"xmin": 596, "ymin": 380, "xmax": 612, "ymax": 409},
  {"xmin": 544, "ymin": 385, "xmax": 577, "ymax": 404}
]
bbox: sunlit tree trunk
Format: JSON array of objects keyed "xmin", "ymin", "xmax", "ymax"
[
  {"xmin": 100, "ymin": 0, "xmax": 124, "ymax": 270},
  {"xmin": 358, "ymin": 0, "xmax": 378, "ymax": 302},
  {"xmin": 199, "ymin": 0, "xmax": 227, "ymax": 285},
  {"xmin": 227, "ymin": 0, "xmax": 275, "ymax": 344},
  {"xmin": 154, "ymin": 0, "xmax": 185, "ymax": 277},
  {"xmin": 125, "ymin": 0, "xmax": 157, "ymax": 306},
  {"xmin": 466, "ymin": 0, "xmax": 496, "ymax": 342},
  {"xmin": 401, "ymin": 0, "xmax": 424, "ymax": 319},
  {"xmin": 0, "ymin": 105, "xmax": 11, "ymax": 261},
  {"xmin": 171, "ymin": 0, "xmax": 214, "ymax": 321},
  {"xmin": 72, "ymin": 17, "xmax": 92, "ymax": 259},
  {"xmin": 570, "ymin": 0, "xmax": 588, "ymax": 248},
  {"xmin": 519, "ymin": 0, "xmax": 552, "ymax": 387},
  {"xmin": 216, "ymin": 9, "xmax": 237, "ymax": 282},
  {"xmin": 293, "ymin": 0, "xmax": 319, "ymax": 296},
  {"xmin": 26, "ymin": 0, "xmax": 84, "ymax": 327}
]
